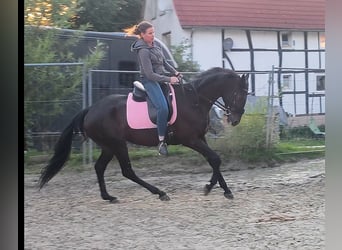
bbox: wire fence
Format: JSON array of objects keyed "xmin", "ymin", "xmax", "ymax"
[
  {"xmin": 24, "ymin": 62, "xmax": 88, "ymax": 164},
  {"xmin": 24, "ymin": 64, "xmax": 325, "ymax": 166}
]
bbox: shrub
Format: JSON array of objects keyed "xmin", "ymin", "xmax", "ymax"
[{"xmin": 207, "ymin": 97, "xmax": 277, "ymax": 161}]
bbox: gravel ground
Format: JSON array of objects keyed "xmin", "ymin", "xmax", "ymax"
[{"xmin": 24, "ymin": 158, "xmax": 325, "ymax": 250}]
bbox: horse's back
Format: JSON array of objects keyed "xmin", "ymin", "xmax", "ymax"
[{"xmin": 83, "ymin": 94, "xmax": 127, "ymax": 139}]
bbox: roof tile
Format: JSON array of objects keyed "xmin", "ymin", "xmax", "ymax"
[{"xmin": 173, "ymin": 0, "xmax": 325, "ymax": 30}]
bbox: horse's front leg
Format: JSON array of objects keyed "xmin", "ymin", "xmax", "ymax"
[
  {"xmin": 114, "ymin": 142, "xmax": 170, "ymax": 201},
  {"xmin": 184, "ymin": 138, "xmax": 234, "ymax": 199},
  {"xmin": 204, "ymin": 173, "xmax": 218, "ymax": 195}
]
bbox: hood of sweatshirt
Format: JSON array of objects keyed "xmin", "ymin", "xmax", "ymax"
[
  {"xmin": 130, "ymin": 38, "xmax": 176, "ymax": 83},
  {"xmin": 131, "ymin": 39, "xmax": 150, "ymax": 52}
]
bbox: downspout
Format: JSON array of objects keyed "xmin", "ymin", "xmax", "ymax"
[
  {"xmin": 222, "ymin": 29, "xmax": 225, "ymax": 68},
  {"xmin": 277, "ymin": 31, "xmax": 283, "ymax": 108},
  {"xmin": 304, "ymin": 31, "xmax": 309, "ymax": 114},
  {"xmin": 317, "ymin": 32, "xmax": 322, "ymax": 69},
  {"xmin": 190, "ymin": 28, "xmax": 194, "ymax": 63},
  {"xmin": 246, "ymin": 30, "xmax": 255, "ymax": 95}
]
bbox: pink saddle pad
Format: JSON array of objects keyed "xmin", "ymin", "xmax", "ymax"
[{"xmin": 126, "ymin": 84, "xmax": 177, "ymax": 129}]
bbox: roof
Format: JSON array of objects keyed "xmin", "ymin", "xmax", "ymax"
[{"xmin": 173, "ymin": 0, "xmax": 325, "ymax": 30}]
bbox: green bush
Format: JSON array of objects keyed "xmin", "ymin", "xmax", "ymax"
[
  {"xmin": 206, "ymin": 97, "xmax": 279, "ymax": 162},
  {"xmin": 209, "ymin": 114, "xmax": 267, "ymax": 159}
]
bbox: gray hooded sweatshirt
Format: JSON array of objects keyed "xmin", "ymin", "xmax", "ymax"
[{"xmin": 131, "ymin": 39, "xmax": 177, "ymax": 83}]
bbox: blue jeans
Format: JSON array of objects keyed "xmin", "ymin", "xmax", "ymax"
[{"xmin": 142, "ymin": 79, "xmax": 168, "ymax": 138}]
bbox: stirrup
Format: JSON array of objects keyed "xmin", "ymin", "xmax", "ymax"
[{"xmin": 158, "ymin": 141, "xmax": 168, "ymax": 156}]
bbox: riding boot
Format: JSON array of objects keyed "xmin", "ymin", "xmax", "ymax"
[{"xmin": 158, "ymin": 140, "xmax": 168, "ymax": 156}]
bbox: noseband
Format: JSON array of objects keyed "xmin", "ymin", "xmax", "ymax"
[{"xmin": 214, "ymin": 99, "xmax": 244, "ymax": 118}]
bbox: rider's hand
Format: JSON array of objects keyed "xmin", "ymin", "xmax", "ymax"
[
  {"xmin": 170, "ymin": 76, "xmax": 180, "ymax": 84},
  {"xmin": 175, "ymin": 72, "xmax": 183, "ymax": 79}
]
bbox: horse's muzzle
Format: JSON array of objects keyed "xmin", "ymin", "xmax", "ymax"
[
  {"xmin": 231, "ymin": 120, "xmax": 239, "ymax": 126},
  {"xmin": 227, "ymin": 115, "xmax": 240, "ymax": 126}
]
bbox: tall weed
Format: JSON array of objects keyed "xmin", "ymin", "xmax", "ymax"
[{"xmin": 208, "ymin": 97, "xmax": 278, "ymax": 161}]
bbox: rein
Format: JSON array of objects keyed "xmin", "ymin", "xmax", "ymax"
[
  {"xmin": 214, "ymin": 99, "xmax": 232, "ymax": 116},
  {"xmin": 199, "ymin": 95, "xmax": 232, "ymax": 117},
  {"xmin": 186, "ymin": 72, "xmax": 248, "ymax": 117},
  {"xmin": 187, "ymin": 81, "xmax": 233, "ymax": 116},
  {"xmin": 198, "ymin": 90, "xmax": 247, "ymax": 117}
]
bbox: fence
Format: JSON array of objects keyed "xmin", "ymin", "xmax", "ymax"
[
  {"xmin": 24, "ymin": 65, "xmax": 325, "ymax": 165},
  {"xmin": 268, "ymin": 66, "xmax": 325, "ymax": 115},
  {"xmin": 266, "ymin": 66, "xmax": 325, "ymax": 147},
  {"xmin": 24, "ymin": 62, "xmax": 88, "ymax": 164},
  {"xmin": 86, "ymin": 69, "xmax": 276, "ymax": 162}
]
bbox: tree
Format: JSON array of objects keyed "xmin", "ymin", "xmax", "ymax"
[
  {"xmin": 24, "ymin": 0, "xmax": 105, "ymax": 150},
  {"xmin": 24, "ymin": 0, "xmax": 78, "ymax": 27},
  {"xmin": 70, "ymin": 0, "xmax": 143, "ymax": 31},
  {"xmin": 171, "ymin": 40, "xmax": 200, "ymax": 82}
]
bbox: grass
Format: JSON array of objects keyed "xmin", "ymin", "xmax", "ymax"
[
  {"xmin": 273, "ymin": 138, "xmax": 325, "ymax": 160},
  {"xmin": 24, "ymin": 136, "xmax": 325, "ymax": 175},
  {"xmin": 276, "ymin": 138, "xmax": 325, "ymax": 150}
]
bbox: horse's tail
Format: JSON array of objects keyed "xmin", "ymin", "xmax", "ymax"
[{"xmin": 38, "ymin": 108, "xmax": 89, "ymax": 189}]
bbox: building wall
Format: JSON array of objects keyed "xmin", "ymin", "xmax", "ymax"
[
  {"xmin": 144, "ymin": 0, "xmax": 325, "ymax": 115},
  {"xmin": 143, "ymin": 0, "xmax": 188, "ymax": 47},
  {"xmin": 191, "ymin": 30, "xmax": 222, "ymax": 70}
]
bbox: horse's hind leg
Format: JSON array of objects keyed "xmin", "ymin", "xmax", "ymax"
[
  {"xmin": 114, "ymin": 142, "xmax": 170, "ymax": 201},
  {"xmin": 94, "ymin": 150, "xmax": 117, "ymax": 202}
]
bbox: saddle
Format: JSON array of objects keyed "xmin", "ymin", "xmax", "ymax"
[{"xmin": 126, "ymin": 81, "xmax": 177, "ymax": 129}]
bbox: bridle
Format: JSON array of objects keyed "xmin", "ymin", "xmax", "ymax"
[{"xmin": 199, "ymin": 87, "xmax": 248, "ymax": 117}]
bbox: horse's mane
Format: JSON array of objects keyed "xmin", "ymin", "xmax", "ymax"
[
  {"xmin": 191, "ymin": 67, "xmax": 238, "ymax": 88},
  {"xmin": 194, "ymin": 67, "xmax": 236, "ymax": 79}
]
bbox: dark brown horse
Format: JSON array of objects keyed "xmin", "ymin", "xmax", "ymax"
[{"xmin": 39, "ymin": 67, "xmax": 249, "ymax": 202}]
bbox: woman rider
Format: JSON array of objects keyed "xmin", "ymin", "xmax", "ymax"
[{"xmin": 125, "ymin": 21, "xmax": 181, "ymax": 156}]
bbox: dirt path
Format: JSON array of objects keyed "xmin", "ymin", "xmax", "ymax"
[{"xmin": 25, "ymin": 158, "xmax": 325, "ymax": 250}]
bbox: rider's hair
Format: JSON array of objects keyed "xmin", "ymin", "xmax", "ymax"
[{"xmin": 123, "ymin": 21, "xmax": 153, "ymax": 38}]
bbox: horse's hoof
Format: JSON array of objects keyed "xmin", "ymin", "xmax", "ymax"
[
  {"xmin": 159, "ymin": 194, "xmax": 170, "ymax": 201},
  {"xmin": 103, "ymin": 195, "xmax": 118, "ymax": 203},
  {"xmin": 224, "ymin": 192, "xmax": 234, "ymax": 199},
  {"xmin": 109, "ymin": 197, "xmax": 119, "ymax": 203},
  {"xmin": 204, "ymin": 184, "xmax": 211, "ymax": 196}
]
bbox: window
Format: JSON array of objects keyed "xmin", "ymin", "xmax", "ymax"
[
  {"xmin": 316, "ymin": 75, "xmax": 325, "ymax": 91},
  {"xmin": 281, "ymin": 32, "xmax": 292, "ymax": 47},
  {"xmin": 282, "ymin": 74, "xmax": 292, "ymax": 89}
]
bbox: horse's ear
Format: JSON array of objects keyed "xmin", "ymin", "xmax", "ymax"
[
  {"xmin": 240, "ymin": 73, "xmax": 249, "ymax": 81},
  {"xmin": 240, "ymin": 74, "xmax": 249, "ymax": 90}
]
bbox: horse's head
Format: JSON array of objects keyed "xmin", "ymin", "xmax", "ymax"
[{"xmin": 223, "ymin": 74, "xmax": 249, "ymax": 126}]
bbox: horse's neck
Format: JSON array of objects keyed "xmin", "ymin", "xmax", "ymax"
[{"xmin": 197, "ymin": 81, "xmax": 224, "ymax": 105}]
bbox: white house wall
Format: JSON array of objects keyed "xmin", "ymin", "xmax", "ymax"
[
  {"xmin": 191, "ymin": 30, "xmax": 222, "ymax": 70},
  {"xmin": 282, "ymin": 52, "xmax": 306, "ymax": 68},
  {"xmin": 251, "ymin": 31, "xmax": 277, "ymax": 49},
  {"xmin": 143, "ymin": 0, "xmax": 189, "ymax": 47},
  {"xmin": 144, "ymin": 0, "xmax": 325, "ymax": 115}
]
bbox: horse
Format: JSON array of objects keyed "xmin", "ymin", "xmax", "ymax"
[{"xmin": 39, "ymin": 67, "xmax": 249, "ymax": 202}]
